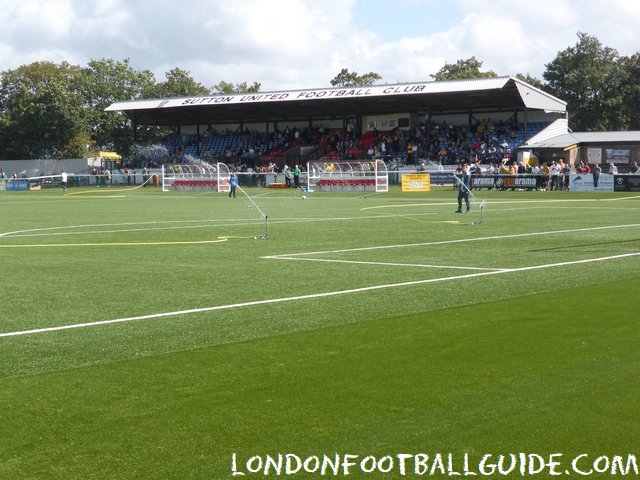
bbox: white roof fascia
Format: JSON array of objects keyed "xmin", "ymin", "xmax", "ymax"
[
  {"xmin": 522, "ymin": 119, "xmax": 571, "ymax": 147},
  {"xmin": 105, "ymin": 77, "xmax": 518, "ymax": 112},
  {"xmin": 512, "ymin": 77, "xmax": 567, "ymax": 113}
]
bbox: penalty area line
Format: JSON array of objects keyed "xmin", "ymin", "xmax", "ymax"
[
  {"xmin": 0, "ymin": 237, "xmax": 261, "ymax": 248},
  {"xmin": 268, "ymin": 256, "xmax": 505, "ymax": 271},
  {"xmin": 1, "ymin": 251, "xmax": 639, "ymax": 339}
]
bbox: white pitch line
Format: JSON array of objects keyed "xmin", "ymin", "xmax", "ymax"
[
  {"xmin": 2, "ymin": 252, "xmax": 639, "ymax": 339},
  {"xmin": 262, "ymin": 223, "xmax": 640, "ymax": 259},
  {"xmin": 271, "ymin": 256, "xmax": 505, "ymax": 271}
]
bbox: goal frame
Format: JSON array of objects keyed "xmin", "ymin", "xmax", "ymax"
[
  {"xmin": 306, "ymin": 159, "xmax": 388, "ymax": 193},
  {"xmin": 161, "ymin": 162, "xmax": 231, "ymax": 192}
]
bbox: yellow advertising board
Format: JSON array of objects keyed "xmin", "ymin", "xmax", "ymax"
[{"xmin": 401, "ymin": 173, "xmax": 430, "ymax": 192}]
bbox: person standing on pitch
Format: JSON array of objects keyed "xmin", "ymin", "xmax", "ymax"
[
  {"xmin": 455, "ymin": 162, "xmax": 471, "ymax": 213},
  {"xmin": 60, "ymin": 170, "xmax": 68, "ymax": 192},
  {"xmin": 293, "ymin": 164, "xmax": 301, "ymax": 188},
  {"xmin": 229, "ymin": 171, "xmax": 238, "ymax": 198},
  {"xmin": 592, "ymin": 163, "xmax": 601, "ymax": 188}
]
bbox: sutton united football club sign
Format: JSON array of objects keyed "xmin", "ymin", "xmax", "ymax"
[{"xmin": 161, "ymin": 84, "xmax": 431, "ymax": 109}]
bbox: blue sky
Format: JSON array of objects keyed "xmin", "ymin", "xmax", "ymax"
[
  {"xmin": 352, "ymin": 0, "xmax": 461, "ymax": 42},
  {"xmin": 1, "ymin": 0, "xmax": 638, "ymax": 91}
]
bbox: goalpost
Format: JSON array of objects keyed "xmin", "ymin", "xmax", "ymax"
[
  {"xmin": 306, "ymin": 159, "xmax": 388, "ymax": 193},
  {"xmin": 161, "ymin": 161, "xmax": 231, "ymax": 192}
]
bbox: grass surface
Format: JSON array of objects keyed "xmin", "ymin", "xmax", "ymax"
[{"xmin": 1, "ymin": 185, "xmax": 639, "ymax": 478}]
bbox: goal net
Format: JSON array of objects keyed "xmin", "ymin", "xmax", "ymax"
[
  {"xmin": 306, "ymin": 159, "xmax": 388, "ymax": 192},
  {"xmin": 161, "ymin": 161, "xmax": 231, "ymax": 192}
]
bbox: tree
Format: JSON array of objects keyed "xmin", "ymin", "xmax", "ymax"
[
  {"xmin": 430, "ymin": 57, "xmax": 497, "ymax": 81},
  {"xmin": 212, "ymin": 81, "xmax": 261, "ymax": 94},
  {"xmin": 619, "ymin": 53, "xmax": 640, "ymax": 130},
  {"xmin": 0, "ymin": 61, "xmax": 87, "ymax": 159},
  {"xmin": 79, "ymin": 58, "xmax": 158, "ymax": 154},
  {"xmin": 515, "ymin": 73, "xmax": 546, "ymax": 91},
  {"xmin": 153, "ymin": 67, "xmax": 211, "ymax": 98},
  {"xmin": 330, "ymin": 68, "xmax": 382, "ymax": 87},
  {"xmin": 544, "ymin": 32, "xmax": 625, "ymax": 131}
]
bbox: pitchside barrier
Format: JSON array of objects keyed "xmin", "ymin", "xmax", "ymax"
[
  {"xmin": 306, "ymin": 159, "xmax": 388, "ymax": 193},
  {"xmin": 470, "ymin": 173, "xmax": 627, "ymax": 192},
  {"xmin": 398, "ymin": 170, "xmax": 635, "ymax": 193},
  {"xmin": 161, "ymin": 162, "xmax": 231, "ymax": 193}
]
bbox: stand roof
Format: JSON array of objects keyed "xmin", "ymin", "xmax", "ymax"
[{"xmin": 106, "ymin": 76, "xmax": 567, "ymax": 126}]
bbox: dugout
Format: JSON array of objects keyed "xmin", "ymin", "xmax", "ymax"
[{"xmin": 88, "ymin": 151, "xmax": 122, "ymax": 169}]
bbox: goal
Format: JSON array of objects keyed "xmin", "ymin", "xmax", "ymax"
[
  {"xmin": 161, "ymin": 161, "xmax": 231, "ymax": 192},
  {"xmin": 306, "ymin": 159, "xmax": 388, "ymax": 193}
]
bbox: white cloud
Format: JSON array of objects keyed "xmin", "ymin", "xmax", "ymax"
[{"xmin": 0, "ymin": 0, "xmax": 637, "ymax": 91}]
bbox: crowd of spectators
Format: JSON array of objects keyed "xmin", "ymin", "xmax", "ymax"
[
  {"xmin": 362, "ymin": 118, "xmax": 525, "ymax": 167},
  {"xmin": 158, "ymin": 117, "xmax": 531, "ymax": 168}
]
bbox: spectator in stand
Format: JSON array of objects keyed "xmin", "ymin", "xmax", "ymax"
[
  {"xmin": 630, "ymin": 162, "xmax": 639, "ymax": 174},
  {"xmin": 437, "ymin": 146, "xmax": 447, "ymax": 164},
  {"xmin": 474, "ymin": 159, "xmax": 483, "ymax": 175},
  {"xmin": 406, "ymin": 141, "xmax": 414, "ymax": 165},
  {"xmin": 531, "ymin": 163, "xmax": 543, "ymax": 190},
  {"xmin": 609, "ymin": 162, "xmax": 618, "ymax": 175},
  {"xmin": 542, "ymin": 162, "xmax": 551, "ymax": 191}
]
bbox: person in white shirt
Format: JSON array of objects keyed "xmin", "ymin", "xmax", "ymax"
[
  {"xmin": 60, "ymin": 170, "xmax": 68, "ymax": 192},
  {"xmin": 550, "ymin": 161, "xmax": 561, "ymax": 190},
  {"xmin": 609, "ymin": 163, "xmax": 618, "ymax": 175}
]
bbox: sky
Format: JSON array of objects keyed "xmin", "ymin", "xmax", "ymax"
[{"xmin": 1, "ymin": 0, "xmax": 638, "ymax": 93}]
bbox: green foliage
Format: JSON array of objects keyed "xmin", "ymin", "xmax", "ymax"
[
  {"xmin": 212, "ymin": 80, "xmax": 261, "ymax": 94},
  {"xmin": 152, "ymin": 67, "xmax": 211, "ymax": 98},
  {"xmin": 330, "ymin": 68, "xmax": 382, "ymax": 87},
  {"xmin": 544, "ymin": 32, "xmax": 626, "ymax": 131},
  {"xmin": 0, "ymin": 61, "xmax": 87, "ymax": 159},
  {"xmin": 79, "ymin": 58, "xmax": 159, "ymax": 154},
  {"xmin": 515, "ymin": 72, "xmax": 545, "ymax": 90},
  {"xmin": 619, "ymin": 53, "xmax": 640, "ymax": 130},
  {"xmin": 58, "ymin": 130, "xmax": 95, "ymax": 159},
  {"xmin": 430, "ymin": 56, "xmax": 498, "ymax": 81}
]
